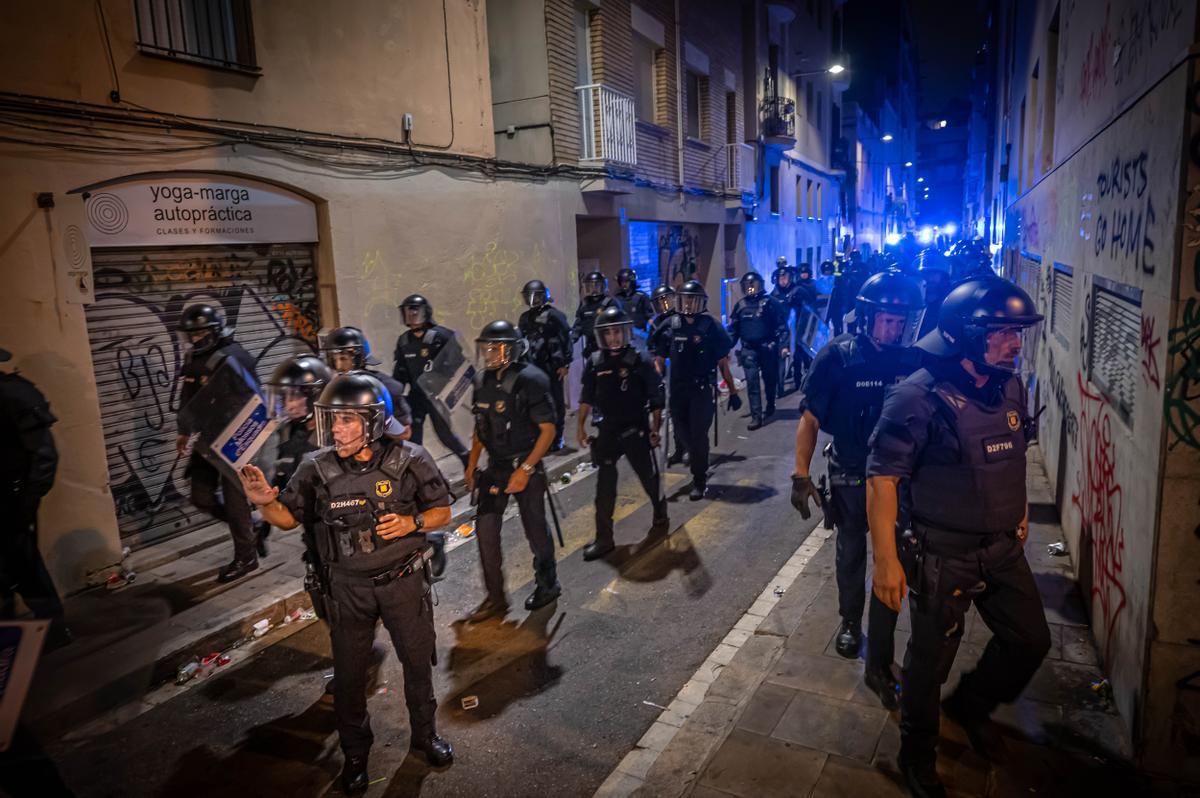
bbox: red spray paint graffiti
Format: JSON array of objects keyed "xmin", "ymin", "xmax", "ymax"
[
  {"xmin": 1141, "ymin": 316, "xmax": 1162, "ymax": 390},
  {"xmin": 1071, "ymin": 372, "xmax": 1127, "ymax": 665}
]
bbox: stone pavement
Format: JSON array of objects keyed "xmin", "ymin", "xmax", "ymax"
[{"xmin": 598, "ymin": 449, "xmax": 1187, "ymax": 797}]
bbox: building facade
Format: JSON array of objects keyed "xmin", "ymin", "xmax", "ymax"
[{"xmin": 975, "ymin": 0, "xmax": 1200, "ymax": 775}]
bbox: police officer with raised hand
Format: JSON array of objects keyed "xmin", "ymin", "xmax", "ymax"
[
  {"xmin": 571, "ymin": 271, "xmax": 622, "ymax": 359},
  {"xmin": 614, "ymin": 267, "xmax": 654, "ymax": 330},
  {"xmin": 654, "ymin": 280, "xmax": 738, "ymax": 500},
  {"xmin": 238, "ymin": 372, "xmax": 454, "ymax": 792},
  {"xmin": 392, "ymin": 295, "xmax": 470, "ymax": 467},
  {"xmin": 175, "ymin": 303, "xmax": 262, "ymax": 583},
  {"xmin": 866, "ymin": 275, "xmax": 1049, "ymax": 798},
  {"xmin": 791, "ymin": 272, "xmax": 925, "ymax": 710},
  {"xmin": 465, "ymin": 321, "xmax": 560, "ymax": 622},
  {"xmin": 728, "ymin": 271, "xmax": 789, "ymax": 430},
  {"xmin": 518, "ymin": 280, "xmax": 572, "ymax": 450},
  {"xmin": 577, "ymin": 307, "xmax": 669, "ymax": 561},
  {"xmin": 323, "ymin": 325, "xmax": 413, "ymax": 439}
]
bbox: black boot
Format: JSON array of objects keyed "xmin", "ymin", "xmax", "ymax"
[
  {"xmin": 666, "ymin": 450, "xmax": 685, "ymax": 466},
  {"xmin": 254, "ymin": 521, "xmax": 270, "ymax": 558},
  {"xmin": 688, "ymin": 479, "xmax": 706, "ymax": 501},
  {"xmin": 765, "ymin": 402, "xmax": 776, "ymax": 418},
  {"xmin": 649, "ymin": 506, "xmax": 671, "ymax": 536},
  {"xmin": 465, "ymin": 597, "xmax": 509, "ymax": 623},
  {"xmin": 524, "ymin": 582, "xmax": 561, "ymax": 610},
  {"xmin": 900, "ymin": 758, "xmax": 945, "ymax": 798},
  {"xmin": 864, "ymin": 666, "xmax": 900, "ymax": 711},
  {"xmin": 411, "ymin": 733, "xmax": 454, "ymax": 767},
  {"xmin": 748, "ymin": 415, "xmax": 764, "ymax": 431},
  {"xmin": 942, "ymin": 687, "xmax": 1007, "ymax": 762},
  {"xmin": 216, "ymin": 558, "xmax": 258, "ymax": 583},
  {"xmin": 834, "ymin": 619, "xmax": 862, "ymax": 659},
  {"xmin": 583, "ymin": 540, "xmax": 615, "ymax": 561},
  {"xmin": 340, "ymin": 754, "xmax": 369, "ymax": 794}
]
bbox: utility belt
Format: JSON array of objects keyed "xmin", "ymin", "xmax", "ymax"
[
  {"xmin": 912, "ymin": 520, "xmax": 1015, "ymax": 556},
  {"xmin": 328, "ymin": 543, "xmax": 436, "ymax": 586},
  {"xmin": 827, "ymin": 470, "xmax": 865, "ymax": 488}
]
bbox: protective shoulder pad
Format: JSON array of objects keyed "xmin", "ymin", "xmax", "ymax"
[
  {"xmin": 499, "ymin": 365, "xmax": 522, "ymax": 395},
  {"xmin": 621, "ymin": 348, "xmax": 640, "ymax": 367},
  {"xmin": 589, "ymin": 350, "xmax": 605, "ymax": 368},
  {"xmin": 377, "ymin": 441, "xmax": 413, "ymax": 480},
  {"xmin": 312, "ymin": 448, "xmax": 344, "ymax": 486}
]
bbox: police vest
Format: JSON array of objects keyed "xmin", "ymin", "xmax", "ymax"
[
  {"xmin": 273, "ymin": 420, "xmax": 317, "ymax": 485},
  {"xmin": 523, "ymin": 307, "xmax": 569, "ymax": 369},
  {"xmin": 734, "ymin": 297, "xmax": 772, "ymax": 343},
  {"xmin": 588, "ymin": 348, "xmax": 651, "ymax": 430},
  {"xmin": 472, "ymin": 362, "xmax": 543, "ymax": 461},
  {"xmin": 618, "ymin": 291, "xmax": 652, "ymax": 329},
  {"xmin": 668, "ymin": 314, "xmax": 720, "ymax": 383},
  {"xmin": 397, "ymin": 327, "xmax": 445, "ymax": 386},
  {"xmin": 824, "ymin": 336, "xmax": 921, "ymax": 472},
  {"xmin": 910, "ymin": 371, "xmax": 1028, "ymax": 535},
  {"xmin": 577, "ymin": 296, "xmax": 618, "ymax": 353},
  {"xmin": 311, "ymin": 441, "xmax": 425, "ymax": 573}
]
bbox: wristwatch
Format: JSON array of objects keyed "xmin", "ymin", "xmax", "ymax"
[
  {"xmin": 412, "ymin": 512, "xmax": 424, "ymax": 531},
  {"xmin": 520, "ymin": 462, "xmax": 535, "ymax": 475}
]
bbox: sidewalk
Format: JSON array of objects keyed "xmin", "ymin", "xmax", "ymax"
[
  {"xmin": 599, "ymin": 448, "xmax": 1181, "ymax": 797},
  {"xmin": 26, "ymin": 444, "xmax": 593, "ymax": 738}
]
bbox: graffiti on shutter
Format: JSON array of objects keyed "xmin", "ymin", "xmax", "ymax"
[{"xmin": 85, "ymin": 244, "xmax": 320, "ymax": 547}]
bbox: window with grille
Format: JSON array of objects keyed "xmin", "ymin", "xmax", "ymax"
[
  {"xmin": 1088, "ymin": 276, "xmax": 1141, "ymax": 423},
  {"xmin": 135, "ymin": 0, "xmax": 259, "ymax": 72},
  {"xmin": 1050, "ymin": 262, "xmax": 1073, "ymax": 347}
]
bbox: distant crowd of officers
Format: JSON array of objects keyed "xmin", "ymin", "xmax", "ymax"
[{"xmin": 0, "ymin": 236, "xmax": 1044, "ymax": 795}]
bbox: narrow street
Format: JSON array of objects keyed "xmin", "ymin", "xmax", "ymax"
[{"xmin": 45, "ymin": 397, "xmax": 820, "ymax": 798}]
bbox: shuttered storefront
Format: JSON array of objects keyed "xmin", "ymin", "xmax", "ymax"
[{"xmin": 85, "ymin": 244, "xmax": 320, "ymax": 548}]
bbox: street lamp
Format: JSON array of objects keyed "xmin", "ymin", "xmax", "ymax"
[
  {"xmin": 904, "ymin": 161, "xmax": 913, "ymax": 167},
  {"xmin": 827, "ymin": 64, "xmax": 845, "ymax": 75},
  {"xmin": 793, "ymin": 63, "xmax": 847, "ymax": 77},
  {"xmin": 881, "ymin": 133, "xmax": 894, "ymax": 142},
  {"xmin": 916, "ymin": 176, "xmax": 924, "ymax": 183}
]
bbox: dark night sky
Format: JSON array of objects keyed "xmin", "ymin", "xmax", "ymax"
[{"xmin": 910, "ymin": 0, "xmax": 989, "ymax": 118}]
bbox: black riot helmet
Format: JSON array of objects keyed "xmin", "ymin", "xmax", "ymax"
[
  {"xmin": 677, "ymin": 280, "xmax": 708, "ymax": 316},
  {"xmin": 616, "ymin": 268, "xmax": 638, "ymax": 292},
  {"xmin": 916, "ymin": 275, "xmax": 1044, "ymax": 375},
  {"xmin": 593, "ymin": 305, "xmax": 634, "ymax": 352},
  {"xmin": 916, "ymin": 249, "xmax": 954, "ymax": 300},
  {"xmin": 854, "ymin": 271, "xmax": 926, "ymax": 348},
  {"xmin": 771, "ymin": 265, "xmax": 792, "ymax": 288},
  {"xmin": 819, "ymin": 259, "xmax": 835, "ymax": 277},
  {"xmin": 314, "ymin": 372, "xmax": 392, "ymax": 457},
  {"xmin": 399, "ymin": 294, "xmax": 433, "ymax": 329},
  {"xmin": 650, "ymin": 284, "xmax": 676, "ymax": 315},
  {"xmin": 740, "ymin": 271, "xmax": 765, "ymax": 298},
  {"xmin": 323, "ymin": 326, "xmax": 380, "ymax": 371},
  {"xmin": 266, "ymin": 354, "xmax": 333, "ymax": 421},
  {"xmin": 177, "ymin": 303, "xmax": 230, "ymax": 354},
  {"xmin": 475, "ymin": 320, "xmax": 525, "ymax": 371},
  {"xmin": 581, "ymin": 271, "xmax": 607, "ymax": 298},
  {"xmin": 522, "ymin": 279, "xmax": 552, "ymax": 308},
  {"xmin": 797, "ymin": 262, "xmax": 814, "ymax": 281}
]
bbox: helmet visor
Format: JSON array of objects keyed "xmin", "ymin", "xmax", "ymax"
[
  {"xmin": 863, "ymin": 307, "xmax": 926, "ymax": 348},
  {"xmin": 401, "ymin": 305, "xmax": 429, "ymax": 328},
  {"xmin": 582, "ymin": 277, "xmax": 605, "ymax": 297},
  {"xmin": 775, "ymin": 271, "xmax": 791, "ymax": 287},
  {"xmin": 652, "ymin": 292, "xmax": 675, "ymax": 314},
  {"xmin": 475, "ymin": 340, "xmax": 518, "ymax": 371},
  {"xmin": 523, "ymin": 288, "xmax": 547, "ymax": 308},
  {"xmin": 981, "ymin": 322, "xmax": 1040, "ymax": 373},
  {"xmin": 266, "ymin": 384, "xmax": 318, "ymax": 421},
  {"xmin": 324, "ymin": 347, "xmax": 362, "ymax": 373},
  {"xmin": 178, "ymin": 328, "xmax": 217, "ymax": 351},
  {"xmin": 677, "ymin": 293, "xmax": 706, "ymax": 315},
  {"xmin": 741, "ymin": 277, "xmax": 763, "ymax": 297},
  {"xmin": 594, "ymin": 321, "xmax": 633, "ymax": 352},
  {"xmin": 315, "ymin": 406, "xmax": 384, "ymax": 457}
]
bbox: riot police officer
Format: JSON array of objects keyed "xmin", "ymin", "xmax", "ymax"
[
  {"xmin": 175, "ymin": 303, "xmax": 262, "ymax": 582},
  {"xmin": 867, "ymin": 276, "xmax": 1050, "ymax": 798},
  {"xmin": 323, "ymin": 326, "xmax": 413, "ymax": 439},
  {"xmin": 653, "ymin": 281, "xmax": 738, "ymax": 500},
  {"xmin": 465, "ymin": 321, "xmax": 560, "ymax": 622},
  {"xmin": 915, "ymin": 249, "xmax": 954, "ymax": 338},
  {"xmin": 791, "ymin": 272, "xmax": 925, "ymax": 709},
  {"xmin": 238, "ymin": 373, "xmax": 454, "ymax": 791},
  {"xmin": 769, "ymin": 260, "xmax": 799, "ymax": 317},
  {"xmin": 571, "ymin": 271, "xmax": 622, "ymax": 358},
  {"xmin": 577, "ymin": 307, "xmax": 669, "ymax": 561},
  {"xmin": 647, "ymin": 284, "xmax": 677, "ymax": 355},
  {"xmin": 793, "ymin": 262, "xmax": 819, "ymax": 310},
  {"xmin": 614, "ymin": 267, "xmax": 654, "ymax": 330},
  {"xmin": 0, "ymin": 349, "xmax": 70, "ymax": 648},
  {"xmin": 262, "ymin": 355, "xmax": 333, "ymax": 620},
  {"xmin": 392, "ymin": 296, "xmax": 470, "ymax": 467},
  {"xmin": 518, "ymin": 280, "xmax": 572, "ymax": 449},
  {"xmin": 728, "ymin": 272, "xmax": 789, "ymax": 430},
  {"xmin": 828, "ymin": 253, "xmax": 871, "ymax": 336}
]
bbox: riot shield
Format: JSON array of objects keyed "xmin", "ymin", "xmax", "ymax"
[
  {"xmin": 176, "ymin": 355, "xmax": 277, "ymax": 486},
  {"xmin": 414, "ymin": 331, "xmax": 477, "ymax": 447}
]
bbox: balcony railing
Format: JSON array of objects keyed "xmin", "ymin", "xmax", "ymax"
[
  {"xmin": 726, "ymin": 143, "xmax": 755, "ymax": 194},
  {"xmin": 576, "ymin": 83, "xmax": 637, "ymax": 167},
  {"xmin": 760, "ymin": 95, "xmax": 796, "ymax": 142}
]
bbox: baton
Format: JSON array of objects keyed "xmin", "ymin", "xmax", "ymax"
[
  {"xmin": 545, "ymin": 480, "xmax": 566, "ymax": 548},
  {"xmin": 712, "ymin": 382, "xmax": 719, "ymax": 448}
]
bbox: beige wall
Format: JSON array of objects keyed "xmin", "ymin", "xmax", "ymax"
[{"xmin": 0, "ymin": 0, "xmax": 494, "ymax": 158}]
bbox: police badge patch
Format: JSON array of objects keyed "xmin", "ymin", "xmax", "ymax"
[
  {"xmin": 495, "ymin": 400, "xmax": 506, "ymax": 413},
  {"xmin": 1007, "ymin": 410, "xmax": 1020, "ymax": 431},
  {"xmin": 375, "ymin": 480, "xmax": 393, "ymax": 498},
  {"xmin": 421, "ymin": 348, "xmax": 429, "ymax": 357}
]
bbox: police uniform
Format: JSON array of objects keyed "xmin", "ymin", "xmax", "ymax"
[
  {"xmin": 580, "ymin": 346, "xmax": 667, "ymax": 550},
  {"xmin": 179, "ymin": 337, "xmax": 260, "ymax": 565},
  {"xmin": 519, "ymin": 303, "xmax": 572, "ymax": 444},
  {"xmin": 727, "ymin": 292, "xmax": 789, "ymax": 422},
  {"xmin": 392, "ymin": 325, "xmax": 470, "ymax": 463},
  {"xmin": 0, "ymin": 367, "xmax": 66, "ymax": 641},
  {"xmin": 655, "ymin": 314, "xmax": 733, "ymax": 490},
  {"xmin": 363, "ymin": 369, "xmax": 414, "ymax": 433},
  {"xmin": 615, "ymin": 288, "xmax": 654, "ymax": 331},
  {"xmin": 277, "ymin": 438, "xmax": 450, "ymax": 763},
  {"xmin": 801, "ymin": 333, "xmax": 921, "ymax": 668},
  {"xmin": 471, "ymin": 361, "xmax": 559, "ymax": 607},
  {"xmin": 868, "ymin": 357, "xmax": 1051, "ymax": 772},
  {"xmin": 828, "ymin": 262, "xmax": 870, "ymax": 336},
  {"xmin": 571, "ymin": 295, "xmax": 621, "ymax": 358}
]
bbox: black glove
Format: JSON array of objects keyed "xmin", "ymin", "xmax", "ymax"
[
  {"xmin": 791, "ymin": 475, "xmax": 821, "ymax": 519},
  {"xmin": 727, "ymin": 393, "xmax": 743, "ymax": 412}
]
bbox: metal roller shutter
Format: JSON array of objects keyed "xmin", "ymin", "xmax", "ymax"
[{"xmin": 85, "ymin": 243, "xmax": 320, "ymax": 548}]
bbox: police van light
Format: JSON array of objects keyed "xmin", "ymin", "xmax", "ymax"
[
  {"xmin": 885, "ymin": 232, "xmax": 902, "ymax": 246},
  {"xmin": 941, "ymin": 222, "xmax": 958, "ymax": 236},
  {"xmin": 917, "ymin": 226, "xmax": 934, "ymax": 245}
]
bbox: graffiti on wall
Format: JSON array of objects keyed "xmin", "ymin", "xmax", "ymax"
[
  {"xmin": 658, "ymin": 225, "xmax": 701, "ymax": 287},
  {"xmin": 462, "ymin": 241, "xmax": 536, "ymax": 331},
  {"xmin": 1166, "ymin": 297, "xmax": 1200, "ymax": 451},
  {"xmin": 1091, "ymin": 151, "xmax": 1158, "ymax": 274},
  {"xmin": 1141, "ymin": 316, "xmax": 1163, "ymax": 391},
  {"xmin": 1072, "ymin": 371, "xmax": 1128, "ymax": 665},
  {"xmin": 1047, "ymin": 349, "xmax": 1080, "ymax": 449},
  {"xmin": 1075, "ymin": 0, "xmax": 1188, "ymax": 106}
]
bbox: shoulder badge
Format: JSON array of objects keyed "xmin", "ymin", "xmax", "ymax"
[{"xmin": 1007, "ymin": 410, "xmax": 1020, "ymax": 431}]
